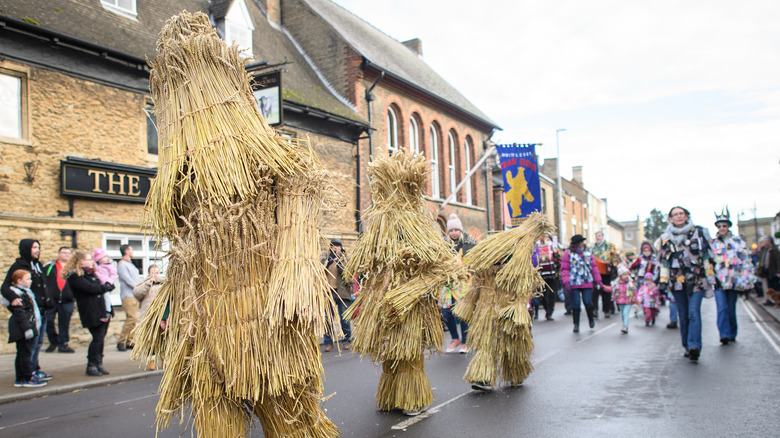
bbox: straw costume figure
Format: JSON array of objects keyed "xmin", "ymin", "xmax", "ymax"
[
  {"xmin": 343, "ymin": 151, "xmax": 467, "ymax": 415},
  {"xmin": 454, "ymin": 213, "xmax": 554, "ymax": 391},
  {"xmin": 130, "ymin": 12, "xmax": 340, "ymax": 438}
]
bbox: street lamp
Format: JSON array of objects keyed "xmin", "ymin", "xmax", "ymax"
[{"xmin": 556, "ymin": 129, "xmax": 566, "ymax": 246}]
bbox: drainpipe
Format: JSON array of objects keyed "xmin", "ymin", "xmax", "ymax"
[{"xmin": 365, "ymin": 71, "xmax": 385, "ymax": 160}]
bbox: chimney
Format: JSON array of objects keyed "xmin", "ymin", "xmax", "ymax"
[
  {"xmin": 572, "ymin": 166, "xmax": 583, "ymax": 185},
  {"xmin": 541, "ymin": 158, "xmax": 558, "ymax": 180},
  {"xmin": 402, "ymin": 38, "xmax": 423, "ymax": 57},
  {"xmin": 267, "ymin": 0, "xmax": 281, "ymax": 27}
]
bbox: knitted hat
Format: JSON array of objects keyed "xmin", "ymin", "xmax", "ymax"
[
  {"xmin": 617, "ymin": 264, "xmax": 630, "ymax": 277},
  {"xmin": 570, "ymin": 234, "xmax": 585, "ymax": 246},
  {"xmin": 93, "ymin": 248, "xmax": 108, "ymax": 263},
  {"xmin": 643, "ymin": 273, "xmax": 654, "ymax": 280},
  {"xmin": 330, "ymin": 238, "xmax": 343, "ymax": 247},
  {"xmin": 446, "ymin": 214, "xmax": 463, "ymax": 232}
]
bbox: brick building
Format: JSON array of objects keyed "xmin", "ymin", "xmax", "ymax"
[{"xmin": 0, "ymin": 0, "xmax": 499, "ymax": 290}]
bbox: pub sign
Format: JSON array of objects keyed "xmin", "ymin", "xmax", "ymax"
[{"xmin": 60, "ymin": 157, "xmax": 156, "ymax": 203}]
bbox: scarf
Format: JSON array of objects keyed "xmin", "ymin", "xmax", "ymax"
[{"xmin": 665, "ymin": 221, "xmax": 694, "ymax": 246}]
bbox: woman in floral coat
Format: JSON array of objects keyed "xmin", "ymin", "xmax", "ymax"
[{"xmin": 710, "ymin": 211, "xmax": 753, "ymax": 345}]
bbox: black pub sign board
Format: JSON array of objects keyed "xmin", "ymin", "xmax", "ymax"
[{"xmin": 60, "ymin": 157, "xmax": 156, "ymax": 203}]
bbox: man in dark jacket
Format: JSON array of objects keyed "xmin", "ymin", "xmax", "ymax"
[
  {"xmin": 43, "ymin": 247, "xmax": 75, "ymax": 353},
  {"xmin": 1, "ymin": 239, "xmax": 53, "ymax": 381}
]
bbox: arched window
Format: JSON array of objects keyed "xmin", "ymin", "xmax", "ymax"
[
  {"xmin": 448, "ymin": 131, "xmax": 457, "ymax": 198},
  {"xmin": 387, "ymin": 106, "xmax": 399, "ymax": 155},
  {"xmin": 430, "ymin": 124, "xmax": 440, "ymax": 198},
  {"xmin": 409, "ymin": 115, "xmax": 420, "ymax": 155},
  {"xmin": 464, "ymin": 137, "xmax": 473, "ymax": 205}
]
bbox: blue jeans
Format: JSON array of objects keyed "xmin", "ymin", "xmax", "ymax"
[
  {"xmin": 669, "ymin": 300, "xmax": 678, "ymax": 323},
  {"xmin": 569, "ymin": 288, "xmax": 593, "ymax": 310},
  {"xmin": 46, "ymin": 301, "xmax": 75, "ymax": 348},
  {"xmin": 618, "ymin": 303, "xmax": 632, "ymax": 328},
  {"xmin": 714, "ymin": 289, "xmax": 738, "ymax": 339},
  {"xmin": 441, "ymin": 307, "xmax": 468, "ymax": 344},
  {"xmin": 31, "ymin": 310, "xmax": 47, "ymax": 372},
  {"xmin": 672, "ymin": 286, "xmax": 704, "ymax": 351},
  {"xmin": 324, "ymin": 292, "xmax": 351, "ymax": 346}
]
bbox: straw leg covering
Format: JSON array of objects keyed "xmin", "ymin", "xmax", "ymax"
[{"xmin": 376, "ymin": 357, "xmax": 433, "ymax": 411}]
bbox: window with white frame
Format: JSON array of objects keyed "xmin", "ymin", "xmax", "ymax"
[
  {"xmin": 430, "ymin": 125, "xmax": 440, "ymax": 198},
  {"xmin": 100, "ymin": 0, "xmax": 137, "ymax": 19},
  {"xmin": 625, "ymin": 231, "xmax": 633, "ymax": 240},
  {"xmin": 448, "ymin": 131, "xmax": 457, "ymax": 198},
  {"xmin": 387, "ymin": 106, "xmax": 399, "ymax": 155},
  {"xmin": 0, "ymin": 71, "xmax": 23, "ymax": 139},
  {"xmin": 103, "ymin": 233, "xmax": 169, "ymax": 306},
  {"xmin": 225, "ymin": 0, "xmax": 255, "ymax": 57},
  {"xmin": 409, "ymin": 115, "xmax": 420, "ymax": 155},
  {"xmin": 464, "ymin": 137, "xmax": 473, "ymax": 205}
]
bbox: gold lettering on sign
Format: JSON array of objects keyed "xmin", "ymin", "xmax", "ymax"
[
  {"xmin": 127, "ymin": 175, "xmax": 140, "ymax": 196},
  {"xmin": 106, "ymin": 172, "xmax": 126, "ymax": 195},
  {"xmin": 87, "ymin": 170, "xmax": 106, "ymax": 192}
]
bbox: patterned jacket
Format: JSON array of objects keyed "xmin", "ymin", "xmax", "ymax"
[
  {"xmin": 711, "ymin": 232, "xmax": 754, "ymax": 291},
  {"xmin": 658, "ymin": 225, "xmax": 715, "ymax": 293},
  {"xmin": 610, "ymin": 277, "xmax": 637, "ymax": 305}
]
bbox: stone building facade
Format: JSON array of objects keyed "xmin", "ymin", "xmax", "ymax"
[{"xmin": 0, "ymin": 0, "xmax": 499, "ymax": 285}]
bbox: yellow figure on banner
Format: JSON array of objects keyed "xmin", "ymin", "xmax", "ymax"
[{"xmin": 505, "ymin": 167, "xmax": 534, "ymax": 216}]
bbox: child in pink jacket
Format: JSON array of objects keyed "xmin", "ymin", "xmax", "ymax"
[
  {"xmin": 93, "ymin": 248, "xmax": 116, "ymax": 318},
  {"xmin": 636, "ymin": 273, "xmax": 661, "ymax": 326},
  {"xmin": 605, "ymin": 265, "xmax": 637, "ymax": 334}
]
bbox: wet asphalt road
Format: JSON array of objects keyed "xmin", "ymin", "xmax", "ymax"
[{"xmin": 1, "ymin": 298, "xmax": 779, "ymax": 437}]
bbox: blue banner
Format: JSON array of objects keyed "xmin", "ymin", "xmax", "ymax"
[{"xmin": 496, "ymin": 143, "xmax": 541, "ymax": 227}]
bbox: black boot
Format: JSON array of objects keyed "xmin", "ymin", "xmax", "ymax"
[
  {"xmin": 97, "ymin": 356, "xmax": 110, "ymax": 375},
  {"xmin": 572, "ymin": 309, "xmax": 581, "ymax": 333},
  {"xmin": 86, "ymin": 362, "xmax": 102, "ymax": 377},
  {"xmin": 585, "ymin": 306, "xmax": 595, "ymax": 329}
]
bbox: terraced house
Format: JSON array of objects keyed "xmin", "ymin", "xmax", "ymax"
[{"xmin": 0, "ymin": 0, "xmax": 500, "ymax": 286}]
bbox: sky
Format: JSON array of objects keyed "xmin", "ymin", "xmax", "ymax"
[{"xmin": 332, "ymin": 0, "xmax": 779, "ymax": 236}]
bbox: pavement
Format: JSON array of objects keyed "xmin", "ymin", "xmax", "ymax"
[{"xmin": 0, "ymin": 294, "xmax": 778, "ymax": 406}]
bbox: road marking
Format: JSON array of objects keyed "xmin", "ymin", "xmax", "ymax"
[
  {"xmin": 114, "ymin": 393, "xmax": 158, "ymax": 405},
  {"xmin": 391, "ymin": 391, "xmax": 471, "ymax": 430},
  {"xmin": 391, "ymin": 320, "xmax": 617, "ymax": 431},
  {"xmin": 741, "ymin": 299, "xmax": 780, "ymax": 356},
  {"xmin": 0, "ymin": 416, "xmax": 51, "ymax": 431}
]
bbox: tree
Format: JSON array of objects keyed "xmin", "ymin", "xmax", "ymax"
[{"xmin": 644, "ymin": 208, "xmax": 668, "ymax": 241}]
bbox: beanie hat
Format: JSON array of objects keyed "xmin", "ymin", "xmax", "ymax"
[
  {"xmin": 330, "ymin": 238, "xmax": 343, "ymax": 247},
  {"xmin": 446, "ymin": 214, "xmax": 463, "ymax": 233},
  {"xmin": 93, "ymin": 248, "xmax": 108, "ymax": 263},
  {"xmin": 643, "ymin": 273, "xmax": 654, "ymax": 280},
  {"xmin": 617, "ymin": 264, "xmax": 630, "ymax": 277},
  {"xmin": 570, "ymin": 234, "xmax": 585, "ymax": 246}
]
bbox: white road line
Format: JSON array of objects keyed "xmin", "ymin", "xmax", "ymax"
[
  {"xmin": 114, "ymin": 393, "xmax": 158, "ymax": 405},
  {"xmin": 741, "ymin": 299, "xmax": 780, "ymax": 356},
  {"xmin": 391, "ymin": 320, "xmax": 617, "ymax": 431},
  {"xmin": 0, "ymin": 416, "xmax": 51, "ymax": 431}
]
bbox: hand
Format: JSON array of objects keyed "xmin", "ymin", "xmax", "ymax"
[
  {"xmin": 10, "ymin": 298, "xmax": 22, "ymax": 307},
  {"xmin": 24, "ymin": 329, "xmax": 34, "ymax": 340},
  {"xmin": 104, "ymin": 282, "xmax": 116, "ymax": 291},
  {"xmin": 159, "ymin": 319, "xmax": 168, "ymax": 331}
]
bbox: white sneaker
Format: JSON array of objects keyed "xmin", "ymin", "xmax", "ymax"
[
  {"xmin": 445, "ymin": 339, "xmax": 461, "ymax": 353},
  {"xmin": 402, "ymin": 405, "xmax": 429, "ymax": 416},
  {"xmin": 459, "ymin": 344, "xmax": 469, "ymax": 354},
  {"xmin": 471, "ymin": 382, "xmax": 493, "ymax": 391}
]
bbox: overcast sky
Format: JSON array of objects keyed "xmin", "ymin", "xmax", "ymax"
[{"xmin": 332, "ymin": 0, "xmax": 779, "ymax": 236}]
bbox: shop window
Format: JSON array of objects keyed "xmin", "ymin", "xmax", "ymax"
[
  {"xmin": 100, "ymin": 0, "xmax": 137, "ymax": 19},
  {"xmin": 145, "ymin": 103, "xmax": 158, "ymax": 155},
  {"xmin": 0, "ymin": 70, "xmax": 26, "ymax": 140},
  {"xmin": 387, "ymin": 106, "xmax": 399, "ymax": 155},
  {"xmin": 103, "ymin": 233, "xmax": 169, "ymax": 306},
  {"xmin": 429, "ymin": 124, "xmax": 440, "ymax": 198}
]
